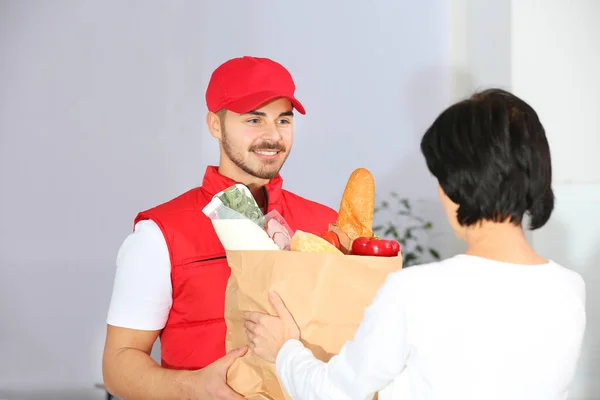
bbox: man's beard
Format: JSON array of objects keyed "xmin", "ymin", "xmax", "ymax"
[{"xmin": 222, "ymin": 131, "xmax": 290, "ymax": 180}]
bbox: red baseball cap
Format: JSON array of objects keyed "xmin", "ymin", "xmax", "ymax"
[{"xmin": 205, "ymin": 56, "xmax": 306, "ymax": 115}]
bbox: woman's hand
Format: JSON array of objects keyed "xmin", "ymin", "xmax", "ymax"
[{"xmin": 241, "ymin": 291, "xmax": 300, "ymax": 363}]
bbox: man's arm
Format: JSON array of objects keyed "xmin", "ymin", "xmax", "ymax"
[
  {"xmin": 102, "ymin": 325, "xmax": 248, "ymax": 400},
  {"xmin": 102, "ymin": 220, "xmax": 246, "ymax": 399},
  {"xmin": 102, "ymin": 219, "xmax": 191, "ymax": 398},
  {"xmin": 102, "ymin": 325, "xmax": 195, "ymax": 399}
]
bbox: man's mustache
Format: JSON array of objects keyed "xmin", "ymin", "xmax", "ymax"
[{"xmin": 250, "ymin": 142, "xmax": 285, "ymax": 152}]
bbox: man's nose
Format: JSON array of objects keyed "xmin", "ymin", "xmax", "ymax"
[{"xmin": 261, "ymin": 122, "xmax": 282, "ymax": 141}]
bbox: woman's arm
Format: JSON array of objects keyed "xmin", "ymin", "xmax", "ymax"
[{"xmin": 275, "ymin": 272, "xmax": 410, "ymax": 400}]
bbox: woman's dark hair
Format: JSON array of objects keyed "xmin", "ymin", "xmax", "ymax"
[{"xmin": 420, "ymin": 88, "xmax": 554, "ymax": 230}]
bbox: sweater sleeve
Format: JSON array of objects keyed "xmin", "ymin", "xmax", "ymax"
[{"xmin": 275, "ymin": 272, "xmax": 410, "ymax": 400}]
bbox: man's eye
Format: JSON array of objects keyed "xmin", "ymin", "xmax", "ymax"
[
  {"xmin": 278, "ymin": 119, "xmax": 290, "ymax": 125},
  {"xmin": 247, "ymin": 118, "xmax": 259, "ymax": 124}
]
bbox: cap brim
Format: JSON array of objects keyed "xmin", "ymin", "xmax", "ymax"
[{"xmin": 223, "ymin": 91, "xmax": 306, "ymax": 115}]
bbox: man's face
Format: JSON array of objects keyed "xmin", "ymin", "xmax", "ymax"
[{"xmin": 220, "ymin": 98, "xmax": 294, "ymax": 180}]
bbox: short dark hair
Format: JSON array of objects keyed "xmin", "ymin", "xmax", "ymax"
[
  {"xmin": 216, "ymin": 108, "xmax": 228, "ymax": 129},
  {"xmin": 420, "ymin": 88, "xmax": 554, "ymax": 230},
  {"xmin": 216, "ymin": 108, "xmax": 228, "ymax": 119}
]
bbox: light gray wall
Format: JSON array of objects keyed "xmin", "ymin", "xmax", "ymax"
[
  {"xmin": 0, "ymin": 0, "xmax": 457, "ymax": 393},
  {"xmin": 3, "ymin": 0, "xmax": 597, "ymax": 398}
]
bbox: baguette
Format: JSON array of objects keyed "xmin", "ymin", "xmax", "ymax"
[{"xmin": 335, "ymin": 168, "xmax": 375, "ymax": 241}]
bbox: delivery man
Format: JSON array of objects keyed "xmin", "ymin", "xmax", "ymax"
[{"xmin": 102, "ymin": 56, "xmax": 338, "ymax": 399}]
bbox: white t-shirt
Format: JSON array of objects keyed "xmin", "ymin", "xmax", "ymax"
[
  {"xmin": 275, "ymin": 255, "xmax": 586, "ymax": 400},
  {"xmin": 106, "ymin": 220, "xmax": 173, "ymax": 330},
  {"xmin": 105, "ymin": 211, "xmax": 272, "ymax": 330}
]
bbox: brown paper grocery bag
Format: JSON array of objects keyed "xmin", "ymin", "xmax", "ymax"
[{"xmin": 224, "ymin": 250, "xmax": 403, "ymax": 400}]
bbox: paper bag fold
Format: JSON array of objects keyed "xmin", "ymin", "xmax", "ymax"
[{"xmin": 224, "ymin": 250, "xmax": 403, "ymax": 399}]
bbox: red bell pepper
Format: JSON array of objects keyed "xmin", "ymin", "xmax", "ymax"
[{"xmin": 351, "ymin": 237, "xmax": 401, "ymax": 257}]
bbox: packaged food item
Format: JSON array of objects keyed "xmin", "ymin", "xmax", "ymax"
[
  {"xmin": 211, "ymin": 184, "xmax": 266, "ymax": 228},
  {"xmin": 264, "ymin": 210, "xmax": 294, "ymax": 251},
  {"xmin": 221, "ymin": 168, "xmax": 405, "ymax": 399},
  {"xmin": 203, "ymin": 168, "xmax": 401, "ymax": 257},
  {"xmin": 202, "ymin": 186, "xmax": 278, "ymax": 251},
  {"xmin": 290, "ymin": 230, "xmax": 343, "ymax": 254}
]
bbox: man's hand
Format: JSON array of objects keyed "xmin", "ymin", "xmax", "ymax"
[
  {"xmin": 190, "ymin": 346, "xmax": 249, "ymax": 399},
  {"xmin": 103, "ymin": 325, "xmax": 248, "ymax": 400}
]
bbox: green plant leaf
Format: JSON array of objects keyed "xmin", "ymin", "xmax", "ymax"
[
  {"xmin": 412, "ymin": 215, "xmax": 425, "ymax": 223},
  {"xmin": 400, "ymin": 198, "xmax": 411, "ymax": 210},
  {"xmin": 403, "ymin": 252, "xmax": 418, "ymax": 266},
  {"xmin": 373, "ymin": 192, "xmax": 439, "ymax": 267},
  {"xmin": 384, "ymin": 225, "xmax": 398, "ymax": 238},
  {"xmin": 429, "ymin": 248, "xmax": 441, "ymax": 259}
]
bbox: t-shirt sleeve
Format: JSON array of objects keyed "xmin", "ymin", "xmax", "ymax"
[
  {"xmin": 275, "ymin": 271, "xmax": 410, "ymax": 400},
  {"xmin": 106, "ymin": 219, "xmax": 172, "ymax": 331}
]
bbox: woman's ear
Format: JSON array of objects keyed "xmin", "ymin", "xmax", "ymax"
[{"xmin": 206, "ymin": 111, "xmax": 223, "ymax": 140}]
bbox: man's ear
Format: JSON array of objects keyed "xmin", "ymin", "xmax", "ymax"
[{"xmin": 206, "ymin": 111, "xmax": 223, "ymax": 140}]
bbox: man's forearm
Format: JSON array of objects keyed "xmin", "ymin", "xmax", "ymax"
[{"xmin": 103, "ymin": 347, "xmax": 195, "ymax": 400}]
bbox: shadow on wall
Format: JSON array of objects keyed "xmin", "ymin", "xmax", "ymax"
[{"xmin": 373, "ymin": 66, "xmax": 475, "ymax": 263}]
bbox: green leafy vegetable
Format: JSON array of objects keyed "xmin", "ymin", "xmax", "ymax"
[{"xmin": 215, "ymin": 184, "xmax": 265, "ymax": 227}]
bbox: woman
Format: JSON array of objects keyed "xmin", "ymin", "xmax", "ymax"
[{"xmin": 242, "ymin": 89, "xmax": 586, "ymax": 399}]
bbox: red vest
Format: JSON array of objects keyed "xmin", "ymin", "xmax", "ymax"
[{"xmin": 134, "ymin": 166, "xmax": 338, "ymax": 370}]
